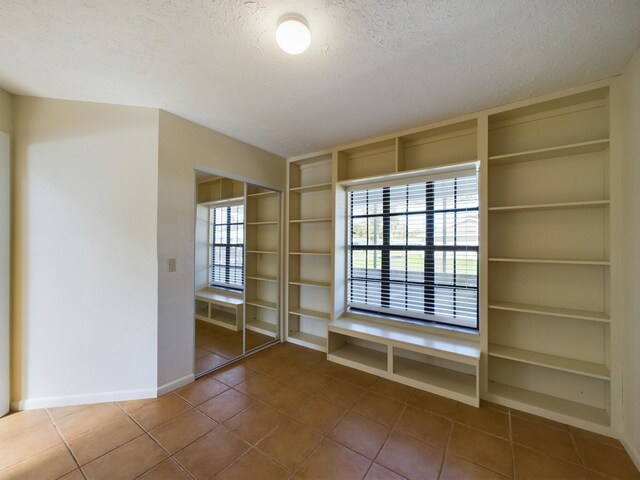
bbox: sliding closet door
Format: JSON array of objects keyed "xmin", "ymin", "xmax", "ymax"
[{"xmin": 1, "ymin": 132, "xmax": 10, "ymax": 416}]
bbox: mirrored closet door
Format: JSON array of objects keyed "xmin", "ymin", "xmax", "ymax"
[{"xmin": 194, "ymin": 173, "xmax": 281, "ymax": 377}]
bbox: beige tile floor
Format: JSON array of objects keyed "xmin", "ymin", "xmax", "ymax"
[
  {"xmin": 195, "ymin": 320, "xmax": 273, "ymax": 375},
  {"xmin": 1, "ymin": 342, "xmax": 638, "ymax": 480}
]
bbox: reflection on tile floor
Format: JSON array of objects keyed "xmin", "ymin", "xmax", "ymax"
[
  {"xmin": 195, "ymin": 319, "xmax": 273, "ymax": 375},
  {"xmin": 1, "ymin": 342, "xmax": 638, "ymax": 479}
]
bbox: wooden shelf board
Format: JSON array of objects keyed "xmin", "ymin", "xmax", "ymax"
[
  {"xmin": 246, "ymin": 299, "xmax": 277, "ymax": 310},
  {"xmin": 329, "ymin": 317, "xmax": 480, "ymax": 364},
  {"xmin": 489, "ymin": 344, "xmax": 610, "ymax": 380},
  {"xmin": 246, "ymin": 320, "xmax": 277, "ymax": 336},
  {"xmin": 289, "ymin": 218, "xmax": 332, "ymax": 223},
  {"xmin": 489, "ymin": 200, "xmax": 610, "ymax": 213},
  {"xmin": 247, "ymin": 250, "xmax": 278, "ymax": 255},
  {"xmin": 489, "ymin": 257, "xmax": 610, "ymax": 266},
  {"xmin": 287, "ymin": 331, "xmax": 327, "ymax": 351},
  {"xmin": 328, "ymin": 344, "xmax": 387, "ymax": 372},
  {"xmin": 289, "ymin": 307, "xmax": 331, "ymax": 321},
  {"xmin": 289, "ymin": 279, "xmax": 332, "ymax": 288},
  {"xmin": 487, "ymin": 381, "xmax": 610, "ymax": 427},
  {"xmin": 289, "ymin": 251, "xmax": 331, "ymax": 256},
  {"xmin": 247, "ymin": 191, "xmax": 277, "ymax": 198},
  {"xmin": 246, "ymin": 275, "xmax": 278, "ymax": 283},
  {"xmin": 246, "ymin": 221, "xmax": 278, "ymax": 225},
  {"xmin": 393, "ymin": 356, "xmax": 477, "ymax": 400},
  {"xmin": 488, "ymin": 139, "xmax": 610, "ymax": 164},
  {"xmin": 290, "ymin": 182, "xmax": 332, "ymax": 194},
  {"xmin": 488, "ymin": 301, "xmax": 609, "ymax": 323}
]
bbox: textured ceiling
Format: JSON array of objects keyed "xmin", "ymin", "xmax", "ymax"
[{"xmin": 1, "ymin": 0, "xmax": 639, "ymax": 158}]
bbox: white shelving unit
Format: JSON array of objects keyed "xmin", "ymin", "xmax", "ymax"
[
  {"xmin": 282, "ymin": 79, "xmax": 620, "ymax": 438},
  {"xmin": 485, "ymin": 86, "xmax": 615, "ymax": 433},
  {"xmin": 286, "ymin": 153, "xmax": 334, "ymax": 352},
  {"xmin": 244, "ymin": 185, "xmax": 281, "ymax": 340}
]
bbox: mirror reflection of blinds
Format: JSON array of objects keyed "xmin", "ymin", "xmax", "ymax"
[
  {"xmin": 347, "ymin": 172, "xmax": 479, "ymax": 329},
  {"xmin": 209, "ymin": 203, "xmax": 244, "ymax": 290}
]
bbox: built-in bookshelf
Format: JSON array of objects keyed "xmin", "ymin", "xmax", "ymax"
[
  {"xmin": 286, "ymin": 153, "xmax": 334, "ymax": 351},
  {"xmin": 245, "ymin": 185, "xmax": 280, "ymax": 340},
  {"xmin": 284, "ymin": 80, "xmax": 619, "ymax": 436},
  {"xmin": 485, "ymin": 86, "xmax": 614, "ymax": 431}
]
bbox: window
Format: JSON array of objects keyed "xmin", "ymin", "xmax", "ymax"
[
  {"xmin": 209, "ymin": 201, "xmax": 244, "ymax": 290},
  {"xmin": 347, "ymin": 168, "xmax": 479, "ymax": 329}
]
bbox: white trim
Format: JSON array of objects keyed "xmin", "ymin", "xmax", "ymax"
[
  {"xmin": 10, "ymin": 387, "xmax": 158, "ymax": 411},
  {"xmin": 157, "ymin": 373, "xmax": 194, "ymax": 396},
  {"xmin": 621, "ymin": 436, "xmax": 640, "ymax": 471},
  {"xmin": 341, "ymin": 161, "xmax": 479, "ymax": 190}
]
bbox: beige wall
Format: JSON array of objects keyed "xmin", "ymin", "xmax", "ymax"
[
  {"xmin": 156, "ymin": 111, "xmax": 285, "ymax": 388},
  {"xmin": 12, "ymin": 97, "xmax": 160, "ymax": 408},
  {"xmin": 621, "ymin": 48, "xmax": 640, "ymax": 466}
]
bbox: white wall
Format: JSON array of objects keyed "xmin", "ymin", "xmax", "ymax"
[
  {"xmin": 12, "ymin": 97, "xmax": 160, "ymax": 408},
  {"xmin": 0, "ymin": 89, "xmax": 12, "ymax": 415},
  {"xmin": 621, "ymin": 48, "xmax": 640, "ymax": 467},
  {"xmin": 157, "ymin": 111, "xmax": 284, "ymax": 388}
]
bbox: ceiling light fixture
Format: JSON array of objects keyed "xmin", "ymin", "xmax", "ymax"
[{"xmin": 276, "ymin": 15, "xmax": 311, "ymax": 55}]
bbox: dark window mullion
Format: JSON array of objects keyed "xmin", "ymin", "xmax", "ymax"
[
  {"xmin": 424, "ymin": 182, "xmax": 435, "ymax": 315},
  {"xmin": 381, "ymin": 188, "xmax": 391, "ymax": 308}
]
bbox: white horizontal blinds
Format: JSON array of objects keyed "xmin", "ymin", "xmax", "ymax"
[
  {"xmin": 209, "ymin": 203, "xmax": 244, "ymax": 290},
  {"xmin": 348, "ymin": 171, "xmax": 479, "ymax": 328}
]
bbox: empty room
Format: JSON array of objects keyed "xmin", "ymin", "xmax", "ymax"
[{"xmin": 1, "ymin": 1, "xmax": 640, "ymax": 479}]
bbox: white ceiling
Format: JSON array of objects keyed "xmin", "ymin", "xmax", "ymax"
[{"xmin": 1, "ymin": 1, "xmax": 639, "ymax": 158}]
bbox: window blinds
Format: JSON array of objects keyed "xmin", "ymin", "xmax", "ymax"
[
  {"xmin": 347, "ymin": 169, "xmax": 479, "ymax": 328},
  {"xmin": 209, "ymin": 203, "xmax": 244, "ymax": 290}
]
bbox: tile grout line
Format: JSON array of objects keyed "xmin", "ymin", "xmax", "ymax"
[
  {"xmin": 436, "ymin": 401, "xmax": 458, "ymax": 480},
  {"xmin": 44, "ymin": 408, "xmax": 85, "ymax": 479},
  {"xmin": 113, "ymin": 398, "xmax": 192, "ymax": 479},
  {"xmin": 509, "ymin": 409, "xmax": 516, "ymax": 479}
]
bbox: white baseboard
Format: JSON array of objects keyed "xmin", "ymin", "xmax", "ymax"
[
  {"xmin": 157, "ymin": 373, "xmax": 194, "ymax": 396},
  {"xmin": 621, "ymin": 436, "xmax": 640, "ymax": 471},
  {"xmin": 10, "ymin": 387, "xmax": 158, "ymax": 411}
]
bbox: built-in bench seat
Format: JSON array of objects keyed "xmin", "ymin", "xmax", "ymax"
[
  {"xmin": 195, "ymin": 289, "xmax": 244, "ymax": 332},
  {"xmin": 328, "ymin": 316, "xmax": 481, "ymax": 406}
]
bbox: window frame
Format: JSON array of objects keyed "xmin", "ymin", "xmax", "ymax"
[
  {"xmin": 208, "ymin": 199, "xmax": 245, "ymax": 292},
  {"xmin": 345, "ymin": 165, "xmax": 479, "ymax": 330}
]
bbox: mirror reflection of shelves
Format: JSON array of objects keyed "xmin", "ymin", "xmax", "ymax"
[
  {"xmin": 286, "ymin": 153, "xmax": 334, "ymax": 351},
  {"xmin": 244, "ymin": 185, "xmax": 280, "ymax": 341},
  {"xmin": 485, "ymin": 86, "xmax": 613, "ymax": 432}
]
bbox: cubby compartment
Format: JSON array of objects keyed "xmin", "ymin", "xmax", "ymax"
[
  {"xmin": 288, "ymin": 254, "xmax": 332, "ymax": 287},
  {"xmin": 489, "ymin": 309, "xmax": 609, "ymax": 366},
  {"xmin": 245, "ymin": 304, "xmax": 278, "ymax": 338},
  {"xmin": 288, "ymin": 222, "xmax": 332, "ymax": 255},
  {"xmin": 488, "ymin": 357, "xmax": 610, "ymax": 427},
  {"xmin": 245, "ymin": 191, "xmax": 278, "ymax": 223},
  {"xmin": 488, "ymin": 145, "xmax": 609, "ymax": 207},
  {"xmin": 246, "ymin": 223, "xmax": 278, "ymax": 253},
  {"xmin": 288, "ymin": 283, "xmax": 331, "ymax": 321},
  {"xmin": 197, "ymin": 177, "xmax": 244, "ymax": 204},
  {"xmin": 488, "ymin": 262, "xmax": 609, "ymax": 315},
  {"xmin": 245, "ymin": 278, "xmax": 278, "ymax": 310},
  {"xmin": 289, "ymin": 154, "xmax": 332, "ymax": 190},
  {"xmin": 393, "ymin": 347, "xmax": 477, "ymax": 401},
  {"xmin": 287, "ymin": 314, "xmax": 327, "ymax": 351},
  {"xmin": 488, "ymin": 87, "xmax": 609, "ymax": 157},
  {"xmin": 397, "ymin": 119, "xmax": 477, "ymax": 172},
  {"xmin": 488, "ymin": 207, "xmax": 609, "ymax": 262},
  {"xmin": 337, "ymin": 139, "xmax": 396, "ymax": 181},
  {"xmin": 328, "ymin": 333, "xmax": 388, "ymax": 372}
]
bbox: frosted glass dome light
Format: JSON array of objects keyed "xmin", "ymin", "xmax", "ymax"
[{"xmin": 276, "ymin": 16, "xmax": 311, "ymax": 55}]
